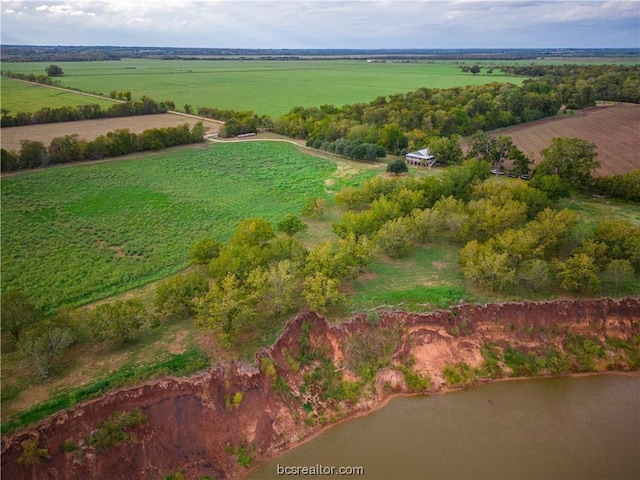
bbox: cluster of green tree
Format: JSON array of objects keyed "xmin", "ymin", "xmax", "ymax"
[
  {"xmin": 1, "ymin": 95, "xmax": 175, "ymax": 127},
  {"xmin": 468, "ymin": 131, "xmax": 531, "ymax": 175},
  {"xmin": 0, "ymin": 290, "xmax": 160, "ymax": 380},
  {"xmin": 0, "ymin": 291, "xmax": 71, "ymax": 380},
  {"xmin": 592, "ymin": 170, "xmax": 640, "ymax": 202},
  {"xmin": 331, "ymin": 160, "xmax": 550, "ymax": 251},
  {"xmin": 272, "ymin": 81, "xmax": 570, "ymax": 154},
  {"xmin": 498, "ymin": 64, "xmax": 640, "ymax": 105},
  {"xmin": 460, "ymin": 213, "xmax": 639, "ymax": 293},
  {"xmin": 328, "ymin": 140, "xmax": 637, "ymax": 293},
  {"xmin": 108, "ymin": 90, "xmax": 132, "ymax": 101},
  {"xmin": 305, "ymin": 137, "xmax": 386, "ymax": 161},
  {"xmin": 1, "ymin": 70, "xmax": 61, "ymax": 85},
  {"xmin": 197, "ymin": 106, "xmax": 273, "ymax": 137},
  {"xmin": 271, "ymin": 64, "xmax": 638, "ymax": 155},
  {"xmin": 460, "ymin": 64, "xmax": 484, "ymax": 75},
  {"xmin": 471, "ymin": 133, "xmax": 605, "ymax": 198},
  {"xmin": 44, "ymin": 64, "xmax": 64, "ymax": 77},
  {"xmin": 173, "ymin": 217, "xmax": 375, "ymax": 345},
  {"xmin": 1, "ymin": 122, "xmax": 205, "ymax": 172}
]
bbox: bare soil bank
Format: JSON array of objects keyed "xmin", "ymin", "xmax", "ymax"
[{"xmin": 2, "ymin": 298, "xmax": 639, "ymax": 479}]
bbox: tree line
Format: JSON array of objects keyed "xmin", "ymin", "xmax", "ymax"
[
  {"xmin": 2, "ymin": 70, "xmax": 62, "ymax": 86},
  {"xmin": 270, "ymin": 81, "xmax": 556, "ymax": 153},
  {"xmin": 497, "ymin": 64, "xmax": 640, "ymax": 105},
  {"xmin": 270, "ymin": 64, "xmax": 638, "ymax": 156},
  {"xmin": 1, "ymin": 122, "xmax": 205, "ymax": 172},
  {"xmin": 1, "ymin": 95, "xmax": 175, "ymax": 127},
  {"xmin": 196, "ymin": 106, "xmax": 273, "ymax": 137},
  {"xmin": 305, "ymin": 137, "xmax": 386, "ymax": 161},
  {"xmin": 592, "ymin": 171, "xmax": 640, "ymax": 203}
]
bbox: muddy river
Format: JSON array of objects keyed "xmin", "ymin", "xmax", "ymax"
[{"xmin": 247, "ymin": 374, "xmax": 640, "ymax": 479}]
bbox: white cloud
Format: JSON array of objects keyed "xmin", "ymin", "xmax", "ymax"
[
  {"xmin": 126, "ymin": 16, "xmax": 149, "ymax": 26},
  {"xmin": 35, "ymin": 4, "xmax": 75, "ymax": 13},
  {"xmin": 1, "ymin": 0, "xmax": 638, "ymax": 48}
]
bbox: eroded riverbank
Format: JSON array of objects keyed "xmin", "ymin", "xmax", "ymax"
[
  {"xmin": 247, "ymin": 373, "xmax": 640, "ymax": 479},
  {"xmin": 2, "ymin": 298, "xmax": 639, "ymax": 479}
]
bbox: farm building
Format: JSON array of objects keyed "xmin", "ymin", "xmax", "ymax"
[{"xmin": 406, "ymin": 148, "xmax": 436, "ymax": 167}]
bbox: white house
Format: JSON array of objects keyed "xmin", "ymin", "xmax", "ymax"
[{"xmin": 405, "ymin": 148, "xmax": 436, "ymax": 167}]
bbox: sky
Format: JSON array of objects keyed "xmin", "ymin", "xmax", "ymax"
[{"xmin": 1, "ymin": 0, "xmax": 639, "ymax": 49}]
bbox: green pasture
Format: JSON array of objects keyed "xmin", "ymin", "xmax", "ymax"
[
  {"xmin": 1, "ymin": 141, "xmax": 381, "ymax": 312},
  {"xmin": 350, "ymin": 244, "xmax": 476, "ymax": 312},
  {"xmin": 0, "ymin": 77, "xmax": 117, "ymax": 114},
  {"xmin": 0, "ymin": 59, "xmax": 525, "ymax": 117},
  {"xmin": 558, "ymin": 194, "xmax": 640, "ymax": 229}
]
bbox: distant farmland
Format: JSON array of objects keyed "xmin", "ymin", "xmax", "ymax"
[
  {"xmin": 492, "ymin": 103, "xmax": 640, "ymax": 176},
  {"xmin": 0, "ymin": 59, "xmax": 525, "ymax": 118},
  {"xmin": 1, "ymin": 113, "xmax": 221, "ymax": 152},
  {"xmin": 0, "ymin": 77, "xmax": 117, "ymax": 114}
]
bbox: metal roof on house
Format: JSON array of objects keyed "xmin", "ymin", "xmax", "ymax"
[{"xmin": 406, "ymin": 148, "xmax": 435, "ymax": 159}]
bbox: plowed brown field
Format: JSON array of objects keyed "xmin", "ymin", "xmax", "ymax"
[
  {"xmin": 491, "ymin": 103, "xmax": 640, "ymax": 176},
  {"xmin": 0, "ymin": 113, "xmax": 220, "ymax": 152}
]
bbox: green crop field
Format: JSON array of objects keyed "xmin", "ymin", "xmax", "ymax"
[
  {"xmin": 1, "ymin": 59, "xmax": 525, "ymax": 117},
  {"xmin": 1, "ymin": 141, "xmax": 379, "ymax": 312},
  {"xmin": 0, "ymin": 77, "xmax": 117, "ymax": 114}
]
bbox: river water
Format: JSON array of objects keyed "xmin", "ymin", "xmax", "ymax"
[{"xmin": 246, "ymin": 374, "xmax": 639, "ymax": 479}]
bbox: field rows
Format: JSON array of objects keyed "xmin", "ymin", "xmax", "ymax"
[{"xmin": 493, "ymin": 103, "xmax": 640, "ymax": 176}]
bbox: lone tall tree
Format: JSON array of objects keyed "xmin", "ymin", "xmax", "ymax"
[
  {"xmin": 536, "ymin": 137, "xmax": 600, "ymax": 187},
  {"xmin": 45, "ymin": 64, "xmax": 64, "ymax": 77}
]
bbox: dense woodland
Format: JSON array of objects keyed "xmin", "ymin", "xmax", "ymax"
[
  {"xmin": 329, "ymin": 162, "xmax": 639, "ymax": 293},
  {"xmin": 497, "ymin": 64, "xmax": 640, "ymax": 104},
  {"xmin": 272, "ymin": 64, "xmax": 640, "ymax": 155}
]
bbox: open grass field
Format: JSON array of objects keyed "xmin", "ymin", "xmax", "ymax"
[
  {"xmin": 349, "ymin": 245, "xmax": 476, "ymax": 312},
  {"xmin": 1, "ymin": 141, "xmax": 381, "ymax": 313},
  {"xmin": 558, "ymin": 193, "xmax": 640, "ymax": 228},
  {"xmin": 491, "ymin": 103, "xmax": 640, "ymax": 176},
  {"xmin": 0, "ymin": 76, "xmax": 117, "ymax": 113},
  {"xmin": 0, "ymin": 59, "xmax": 525, "ymax": 117},
  {"xmin": 0, "ymin": 113, "xmax": 221, "ymax": 152}
]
